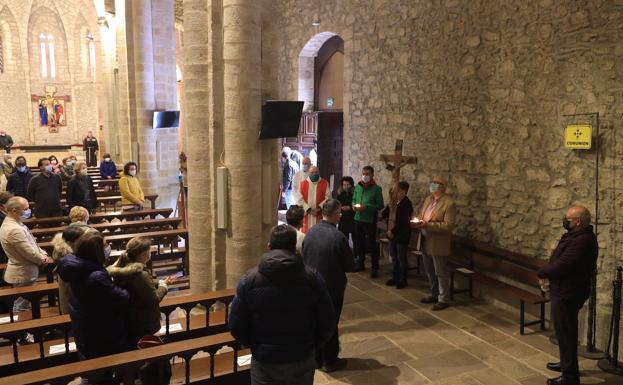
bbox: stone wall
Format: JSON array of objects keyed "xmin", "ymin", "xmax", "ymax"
[
  {"xmin": 0, "ymin": 0, "xmax": 101, "ymax": 145},
  {"xmin": 276, "ymin": 0, "xmax": 623, "ymax": 345}
]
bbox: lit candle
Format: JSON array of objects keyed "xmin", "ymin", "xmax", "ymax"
[{"xmin": 411, "ymin": 217, "xmax": 421, "ymax": 223}]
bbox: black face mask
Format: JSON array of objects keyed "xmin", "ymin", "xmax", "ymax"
[{"xmin": 563, "ymin": 217, "xmax": 573, "ymax": 231}]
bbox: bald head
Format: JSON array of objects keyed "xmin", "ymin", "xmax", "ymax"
[{"xmin": 566, "ymin": 205, "xmax": 591, "ymax": 227}]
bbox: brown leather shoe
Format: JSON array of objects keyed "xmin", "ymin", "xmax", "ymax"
[
  {"xmin": 420, "ymin": 296, "xmax": 438, "ymax": 304},
  {"xmin": 432, "ymin": 302, "xmax": 449, "ymax": 311}
]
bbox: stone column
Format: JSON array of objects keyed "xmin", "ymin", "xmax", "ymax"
[
  {"xmin": 184, "ymin": 0, "xmax": 214, "ymax": 293},
  {"xmin": 223, "ymin": 0, "xmax": 263, "ymax": 286},
  {"xmin": 125, "ymin": 0, "xmax": 157, "ymax": 193}
]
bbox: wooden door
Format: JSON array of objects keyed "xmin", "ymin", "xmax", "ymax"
[{"xmin": 317, "ymin": 111, "xmax": 343, "ymax": 196}]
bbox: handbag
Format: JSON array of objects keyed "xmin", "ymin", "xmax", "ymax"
[{"xmin": 137, "ymin": 335, "xmax": 172, "ymax": 385}]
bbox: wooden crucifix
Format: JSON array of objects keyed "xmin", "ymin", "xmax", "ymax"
[{"xmin": 380, "ymin": 139, "xmax": 416, "ymax": 235}]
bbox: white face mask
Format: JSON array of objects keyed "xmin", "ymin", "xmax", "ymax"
[
  {"xmin": 362, "ymin": 175, "xmax": 371, "ymax": 183},
  {"xmin": 129, "ymin": 169, "xmax": 136, "ymax": 176}
]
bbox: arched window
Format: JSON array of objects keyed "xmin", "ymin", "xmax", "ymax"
[
  {"xmin": 0, "ymin": 35, "xmax": 4, "ymax": 73},
  {"xmin": 39, "ymin": 33, "xmax": 56, "ymax": 78},
  {"xmin": 86, "ymin": 32, "xmax": 95, "ymax": 79}
]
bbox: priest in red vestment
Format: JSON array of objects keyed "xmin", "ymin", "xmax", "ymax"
[{"xmin": 298, "ymin": 166, "xmax": 332, "ymax": 233}]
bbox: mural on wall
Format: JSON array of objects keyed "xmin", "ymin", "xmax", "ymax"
[{"xmin": 31, "ymin": 85, "xmax": 70, "ymax": 133}]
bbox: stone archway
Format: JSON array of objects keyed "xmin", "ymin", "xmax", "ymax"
[{"xmin": 298, "ymin": 31, "xmax": 338, "ymax": 112}]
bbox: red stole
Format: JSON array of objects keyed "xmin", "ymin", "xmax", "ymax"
[{"xmin": 300, "ymin": 178, "xmax": 328, "ymax": 233}]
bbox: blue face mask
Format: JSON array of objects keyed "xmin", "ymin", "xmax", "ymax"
[
  {"xmin": 20, "ymin": 208, "xmax": 32, "ymax": 219},
  {"xmin": 17, "ymin": 166, "xmax": 26, "ymax": 173},
  {"xmin": 309, "ymin": 174, "xmax": 320, "ymax": 182},
  {"xmin": 44, "ymin": 165, "xmax": 53, "ymax": 173},
  {"xmin": 429, "ymin": 182, "xmax": 441, "ymax": 193}
]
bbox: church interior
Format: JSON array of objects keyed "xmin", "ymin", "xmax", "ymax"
[{"xmin": 0, "ymin": 0, "xmax": 622, "ymax": 384}]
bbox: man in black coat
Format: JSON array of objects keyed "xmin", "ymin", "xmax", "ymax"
[
  {"xmin": 229, "ymin": 225, "xmax": 335, "ymax": 385},
  {"xmin": 302, "ymin": 198, "xmax": 355, "ymax": 372},
  {"xmin": 6, "ymin": 156, "xmax": 33, "ymax": 199},
  {"xmin": 27, "ymin": 158, "xmax": 63, "ymax": 218},
  {"xmin": 537, "ymin": 205, "xmax": 598, "ymax": 385},
  {"xmin": 382, "ymin": 181, "xmax": 414, "ymax": 289}
]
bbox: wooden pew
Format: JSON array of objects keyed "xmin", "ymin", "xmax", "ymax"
[
  {"xmin": 28, "ymin": 194, "xmax": 158, "ymax": 212},
  {"xmin": 1, "ymin": 332, "xmax": 248, "ymax": 385},
  {"xmin": 0, "ymin": 283, "xmax": 59, "ymax": 322},
  {"xmin": 449, "ymin": 236, "xmax": 549, "ymax": 335},
  {"xmin": 30, "ymin": 217, "xmax": 182, "ymax": 241},
  {"xmin": 23, "ymin": 208, "xmax": 173, "ymax": 228},
  {"xmin": 0, "ymin": 289, "xmax": 236, "ymax": 376}
]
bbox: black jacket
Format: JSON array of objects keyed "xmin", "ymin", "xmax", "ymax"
[
  {"xmin": 302, "ymin": 220, "xmax": 355, "ymax": 299},
  {"xmin": 382, "ymin": 197, "xmax": 414, "ymax": 244},
  {"xmin": 537, "ymin": 225, "xmax": 598, "ymax": 301},
  {"xmin": 229, "ymin": 249, "xmax": 335, "ymax": 364},
  {"xmin": 67, "ymin": 176, "xmax": 98, "ymax": 212},
  {"xmin": 27, "ymin": 173, "xmax": 63, "ymax": 218},
  {"xmin": 337, "ymin": 190, "xmax": 355, "ymax": 234},
  {"xmin": 57, "ymin": 254, "xmax": 130, "ymax": 358},
  {"xmin": 6, "ymin": 170, "xmax": 33, "ymax": 198}
]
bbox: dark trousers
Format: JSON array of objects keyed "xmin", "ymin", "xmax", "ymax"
[
  {"xmin": 552, "ymin": 297, "xmax": 585, "ymax": 382},
  {"xmin": 354, "ymin": 221, "xmax": 379, "ymax": 270},
  {"xmin": 339, "ymin": 226, "xmax": 354, "ymax": 247},
  {"xmin": 317, "ymin": 295, "xmax": 344, "ymax": 366},
  {"xmin": 251, "ymin": 353, "xmax": 316, "ymax": 385},
  {"xmin": 390, "ymin": 240, "xmax": 408, "ymax": 284}
]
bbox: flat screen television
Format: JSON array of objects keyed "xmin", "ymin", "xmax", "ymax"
[
  {"xmin": 153, "ymin": 110, "xmax": 180, "ymax": 128},
  {"xmin": 259, "ymin": 101, "xmax": 304, "ymax": 139}
]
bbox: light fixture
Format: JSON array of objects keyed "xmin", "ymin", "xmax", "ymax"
[
  {"xmin": 312, "ymin": 21, "xmax": 321, "ymax": 26},
  {"xmin": 86, "ymin": 32, "xmax": 94, "ymax": 41}
]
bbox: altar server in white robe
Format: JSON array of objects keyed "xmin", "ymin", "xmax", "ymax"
[{"xmin": 298, "ymin": 166, "xmax": 331, "ymax": 233}]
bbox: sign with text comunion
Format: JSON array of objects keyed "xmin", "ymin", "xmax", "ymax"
[{"xmin": 564, "ymin": 124, "xmax": 592, "ymax": 149}]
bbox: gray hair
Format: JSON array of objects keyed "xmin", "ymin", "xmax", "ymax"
[
  {"xmin": 322, "ymin": 199, "xmax": 342, "ymax": 217},
  {"xmin": 5, "ymin": 196, "xmax": 26, "ymax": 212}
]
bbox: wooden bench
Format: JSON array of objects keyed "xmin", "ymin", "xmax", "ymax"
[
  {"xmin": 28, "ymin": 194, "xmax": 158, "ymax": 212},
  {"xmin": 23, "ymin": 208, "xmax": 173, "ymax": 228},
  {"xmin": 1, "ymin": 332, "xmax": 249, "ymax": 385},
  {"xmin": 0, "ymin": 283, "xmax": 59, "ymax": 322},
  {"xmin": 0, "ymin": 289, "xmax": 236, "ymax": 376},
  {"xmin": 449, "ymin": 236, "xmax": 549, "ymax": 335},
  {"xmin": 30, "ymin": 217, "xmax": 182, "ymax": 241}
]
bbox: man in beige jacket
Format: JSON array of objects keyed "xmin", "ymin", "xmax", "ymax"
[
  {"xmin": 0, "ymin": 196, "xmax": 52, "ymax": 313},
  {"xmin": 412, "ymin": 176, "xmax": 456, "ymax": 310}
]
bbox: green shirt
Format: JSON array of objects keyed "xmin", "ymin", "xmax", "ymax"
[{"xmin": 352, "ymin": 183, "xmax": 384, "ymax": 223}]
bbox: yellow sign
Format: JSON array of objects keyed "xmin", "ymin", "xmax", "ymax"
[{"xmin": 564, "ymin": 124, "xmax": 592, "ymax": 149}]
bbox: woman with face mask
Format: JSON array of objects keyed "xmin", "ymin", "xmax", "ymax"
[
  {"xmin": 119, "ymin": 161, "xmax": 145, "ymax": 211},
  {"xmin": 99, "ymin": 153, "xmax": 118, "ymax": 180},
  {"xmin": 66, "ymin": 161, "xmax": 98, "ymax": 213},
  {"xmin": 48, "ymin": 155, "xmax": 61, "ymax": 174}
]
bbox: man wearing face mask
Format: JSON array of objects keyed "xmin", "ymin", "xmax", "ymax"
[
  {"xmin": 413, "ymin": 176, "xmax": 455, "ymax": 310},
  {"xmin": 7, "ymin": 156, "xmax": 33, "ymax": 199},
  {"xmin": 0, "ymin": 197, "xmax": 53, "ymax": 316},
  {"xmin": 298, "ymin": 166, "xmax": 331, "ymax": 233},
  {"xmin": 537, "ymin": 206, "xmax": 598, "ymax": 385},
  {"xmin": 27, "ymin": 158, "xmax": 63, "ymax": 218},
  {"xmin": 292, "ymin": 157, "xmax": 312, "ymax": 206},
  {"xmin": 352, "ymin": 166, "xmax": 384, "ymax": 277}
]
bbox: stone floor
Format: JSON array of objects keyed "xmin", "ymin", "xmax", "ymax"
[{"xmin": 314, "ymin": 269, "xmax": 623, "ymax": 385}]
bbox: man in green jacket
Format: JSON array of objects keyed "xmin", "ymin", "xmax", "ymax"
[{"xmin": 352, "ymin": 166, "xmax": 384, "ymax": 277}]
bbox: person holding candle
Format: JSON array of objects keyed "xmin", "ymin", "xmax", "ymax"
[
  {"xmin": 381, "ymin": 181, "xmax": 413, "ymax": 288},
  {"xmin": 352, "ymin": 166, "xmax": 384, "ymax": 278},
  {"xmin": 412, "ymin": 176, "xmax": 456, "ymax": 310}
]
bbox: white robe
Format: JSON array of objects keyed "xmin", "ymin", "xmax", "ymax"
[{"xmin": 292, "ymin": 170, "xmax": 309, "ymax": 206}]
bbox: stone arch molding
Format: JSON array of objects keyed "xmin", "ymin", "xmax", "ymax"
[
  {"xmin": 0, "ymin": 5, "xmax": 21, "ymax": 73},
  {"xmin": 298, "ymin": 31, "xmax": 338, "ymax": 111},
  {"xmin": 27, "ymin": 2, "xmax": 70, "ymax": 80}
]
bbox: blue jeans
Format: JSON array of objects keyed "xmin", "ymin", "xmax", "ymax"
[
  {"xmin": 251, "ymin": 353, "xmax": 316, "ymax": 385},
  {"xmin": 12, "ymin": 280, "xmax": 35, "ymax": 313},
  {"xmin": 390, "ymin": 241, "xmax": 408, "ymax": 284}
]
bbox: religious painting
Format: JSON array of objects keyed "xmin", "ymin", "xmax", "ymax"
[{"xmin": 31, "ymin": 86, "xmax": 70, "ymax": 133}]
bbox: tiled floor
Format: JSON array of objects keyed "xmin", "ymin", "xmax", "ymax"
[{"xmin": 314, "ymin": 270, "xmax": 623, "ymax": 385}]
